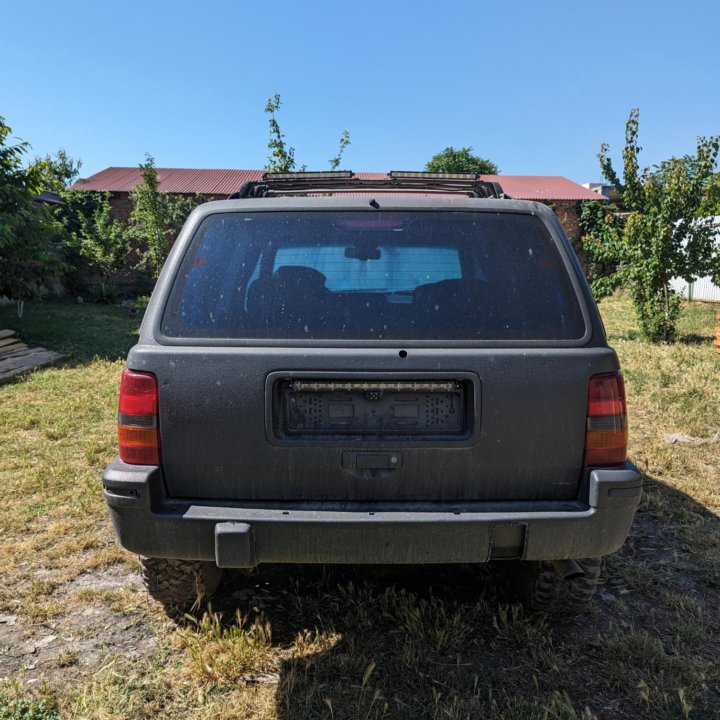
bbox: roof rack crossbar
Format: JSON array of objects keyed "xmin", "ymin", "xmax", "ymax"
[{"xmin": 229, "ymin": 172, "xmax": 508, "ymax": 199}]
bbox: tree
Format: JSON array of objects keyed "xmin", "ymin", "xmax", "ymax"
[
  {"xmin": 264, "ymin": 93, "xmax": 299, "ymax": 173},
  {"xmin": 63, "ymin": 190, "xmax": 129, "ymax": 298},
  {"xmin": 655, "ymin": 156, "xmax": 720, "ymax": 217},
  {"xmin": 0, "ymin": 117, "xmax": 62, "ymax": 303},
  {"xmin": 699, "ymin": 173, "xmax": 720, "ymax": 216},
  {"xmin": 425, "ymin": 146, "xmax": 498, "ymax": 175},
  {"xmin": 582, "ymin": 109, "xmax": 719, "ymax": 341},
  {"xmin": 129, "ymin": 154, "xmax": 206, "ymax": 278},
  {"xmin": 264, "ymin": 93, "xmax": 351, "ymax": 173},
  {"xmin": 25, "ymin": 151, "xmax": 129, "ymax": 298},
  {"xmin": 31, "ymin": 149, "xmax": 82, "ymax": 192},
  {"xmin": 329, "ymin": 130, "xmax": 351, "ymax": 171}
]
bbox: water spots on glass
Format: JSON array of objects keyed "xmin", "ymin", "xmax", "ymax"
[{"xmin": 162, "ymin": 211, "xmax": 586, "ymax": 341}]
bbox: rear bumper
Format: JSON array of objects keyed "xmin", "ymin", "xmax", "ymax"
[{"xmin": 102, "ymin": 459, "xmax": 642, "ymax": 567}]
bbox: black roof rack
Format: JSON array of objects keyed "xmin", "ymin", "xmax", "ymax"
[{"xmin": 229, "ymin": 171, "xmax": 507, "ymax": 199}]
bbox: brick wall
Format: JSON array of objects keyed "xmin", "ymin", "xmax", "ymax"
[
  {"xmin": 552, "ymin": 200, "xmax": 581, "ymax": 245},
  {"xmin": 545, "ymin": 200, "xmax": 598, "ymax": 274},
  {"xmin": 108, "ymin": 192, "xmax": 134, "ymax": 222}
]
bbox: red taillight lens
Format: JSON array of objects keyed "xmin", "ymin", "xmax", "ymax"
[
  {"xmin": 584, "ymin": 372, "xmax": 628, "ymax": 466},
  {"xmin": 119, "ymin": 370, "xmax": 158, "ymax": 415},
  {"xmin": 118, "ymin": 369, "xmax": 160, "ymax": 465}
]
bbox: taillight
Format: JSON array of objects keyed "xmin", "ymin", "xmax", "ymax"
[
  {"xmin": 118, "ymin": 369, "xmax": 160, "ymax": 465},
  {"xmin": 584, "ymin": 372, "xmax": 628, "ymax": 466}
]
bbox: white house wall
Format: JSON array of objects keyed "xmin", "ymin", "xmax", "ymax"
[
  {"xmin": 670, "ymin": 275, "xmax": 720, "ymax": 302},
  {"xmin": 670, "ymin": 217, "xmax": 720, "ymax": 302}
]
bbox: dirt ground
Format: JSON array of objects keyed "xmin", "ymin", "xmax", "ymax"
[
  {"xmin": 0, "ymin": 564, "xmax": 157, "ymax": 685},
  {"xmin": 2, "ymin": 480, "xmax": 719, "ymax": 718}
]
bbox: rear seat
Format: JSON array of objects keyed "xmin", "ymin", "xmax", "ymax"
[
  {"xmin": 413, "ymin": 279, "xmax": 505, "ymax": 336},
  {"xmin": 247, "ymin": 266, "xmax": 331, "ymax": 333}
]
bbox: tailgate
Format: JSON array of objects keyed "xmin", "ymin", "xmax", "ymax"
[{"xmin": 132, "ymin": 346, "xmax": 620, "ymax": 503}]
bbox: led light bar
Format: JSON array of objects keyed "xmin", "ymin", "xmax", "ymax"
[
  {"xmin": 262, "ymin": 171, "xmax": 354, "ymax": 181},
  {"xmin": 290, "ymin": 380, "xmax": 460, "ymax": 393},
  {"xmin": 389, "ymin": 171, "xmax": 479, "ymax": 180}
]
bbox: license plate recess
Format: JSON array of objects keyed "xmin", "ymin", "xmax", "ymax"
[{"xmin": 279, "ymin": 379, "xmax": 469, "ymax": 438}]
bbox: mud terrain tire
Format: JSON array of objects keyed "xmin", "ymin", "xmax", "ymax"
[
  {"xmin": 140, "ymin": 557, "xmax": 223, "ymax": 611},
  {"xmin": 510, "ymin": 557, "xmax": 603, "ymax": 611}
]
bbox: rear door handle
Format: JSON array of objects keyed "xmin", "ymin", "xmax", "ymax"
[{"xmin": 341, "ymin": 452, "xmax": 402, "ymax": 470}]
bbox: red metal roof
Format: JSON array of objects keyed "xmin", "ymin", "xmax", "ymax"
[
  {"xmin": 70, "ymin": 167, "xmax": 604, "ymax": 201},
  {"xmin": 70, "ymin": 167, "xmax": 264, "ymax": 195},
  {"xmin": 479, "ymin": 175, "xmax": 603, "ymax": 201}
]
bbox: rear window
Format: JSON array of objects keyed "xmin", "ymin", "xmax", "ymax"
[
  {"xmin": 272, "ymin": 245, "xmax": 462, "ymax": 292},
  {"xmin": 161, "ymin": 211, "xmax": 586, "ymax": 341}
]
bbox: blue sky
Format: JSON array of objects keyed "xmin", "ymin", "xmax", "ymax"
[{"xmin": 2, "ymin": 0, "xmax": 718, "ymax": 183}]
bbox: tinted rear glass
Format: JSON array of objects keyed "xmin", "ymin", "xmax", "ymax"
[{"xmin": 161, "ymin": 211, "xmax": 586, "ymax": 341}]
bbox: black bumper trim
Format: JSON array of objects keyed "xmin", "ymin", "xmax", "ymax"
[{"xmin": 102, "ymin": 459, "xmax": 641, "ymax": 566}]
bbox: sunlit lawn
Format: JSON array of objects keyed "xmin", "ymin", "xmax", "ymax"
[{"xmin": 0, "ymin": 295, "xmax": 718, "ymax": 719}]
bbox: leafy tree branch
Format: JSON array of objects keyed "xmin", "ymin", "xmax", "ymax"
[
  {"xmin": 129, "ymin": 154, "xmax": 207, "ymax": 278},
  {"xmin": 425, "ymin": 147, "xmax": 498, "ymax": 175},
  {"xmin": 264, "ymin": 93, "xmax": 351, "ymax": 173}
]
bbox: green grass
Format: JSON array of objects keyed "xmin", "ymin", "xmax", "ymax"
[
  {"xmin": 0, "ymin": 300, "xmax": 139, "ymax": 361},
  {"xmin": 1, "ymin": 296, "xmax": 719, "ymax": 719},
  {"xmin": 0, "ymin": 682, "xmax": 58, "ymax": 720}
]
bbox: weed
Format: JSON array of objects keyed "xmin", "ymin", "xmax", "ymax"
[
  {"xmin": 0, "ymin": 682, "xmax": 58, "ymax": 720},
  {"xmin": 178, "ymin": 608, "xmax": 274, "ymax": 686},
  {"xmin": 55, "ymin": 650, "xmax": 79, "ymax": 669}
]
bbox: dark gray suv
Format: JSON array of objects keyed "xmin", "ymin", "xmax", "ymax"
[{"xmin": 103, "ymin": 172, "xmax": 641, "ymax": 611}]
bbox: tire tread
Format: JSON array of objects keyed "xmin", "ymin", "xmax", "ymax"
[{"xmin": 140, "ymin": 557, "xmax": 223, "ymax": 611}]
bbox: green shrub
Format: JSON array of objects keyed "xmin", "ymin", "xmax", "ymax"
[
  {"xmin": 0, "ymin": 696, "xmax": 58, "ymax": 720},
  {"xmin": 87, "ymin": 281, "xmax": 119, "ymax": 304}
]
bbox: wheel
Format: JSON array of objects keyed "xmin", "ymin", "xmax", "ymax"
[
  {"xmin": 140, "ymin": 557, "xmax": 223, "ymax": 612},
  {"xmin": 508, "ymin": 557, "xmax": 603, "ymax": 611},
  {"xmin": 564, "ymin": 556, "xmax": 603, "ymax": 604}
]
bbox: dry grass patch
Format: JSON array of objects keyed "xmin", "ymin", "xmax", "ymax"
[
  {"xmin": 1, "ymin": 296, "xmax": 719, "ymax": 719},
  {"xmin": 0, "ymin": 360, "xmax": 128, "ymax": 619},
  {"xmin": 177, "ymin": 609, "xmax": 276, "ymax": 687}
]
